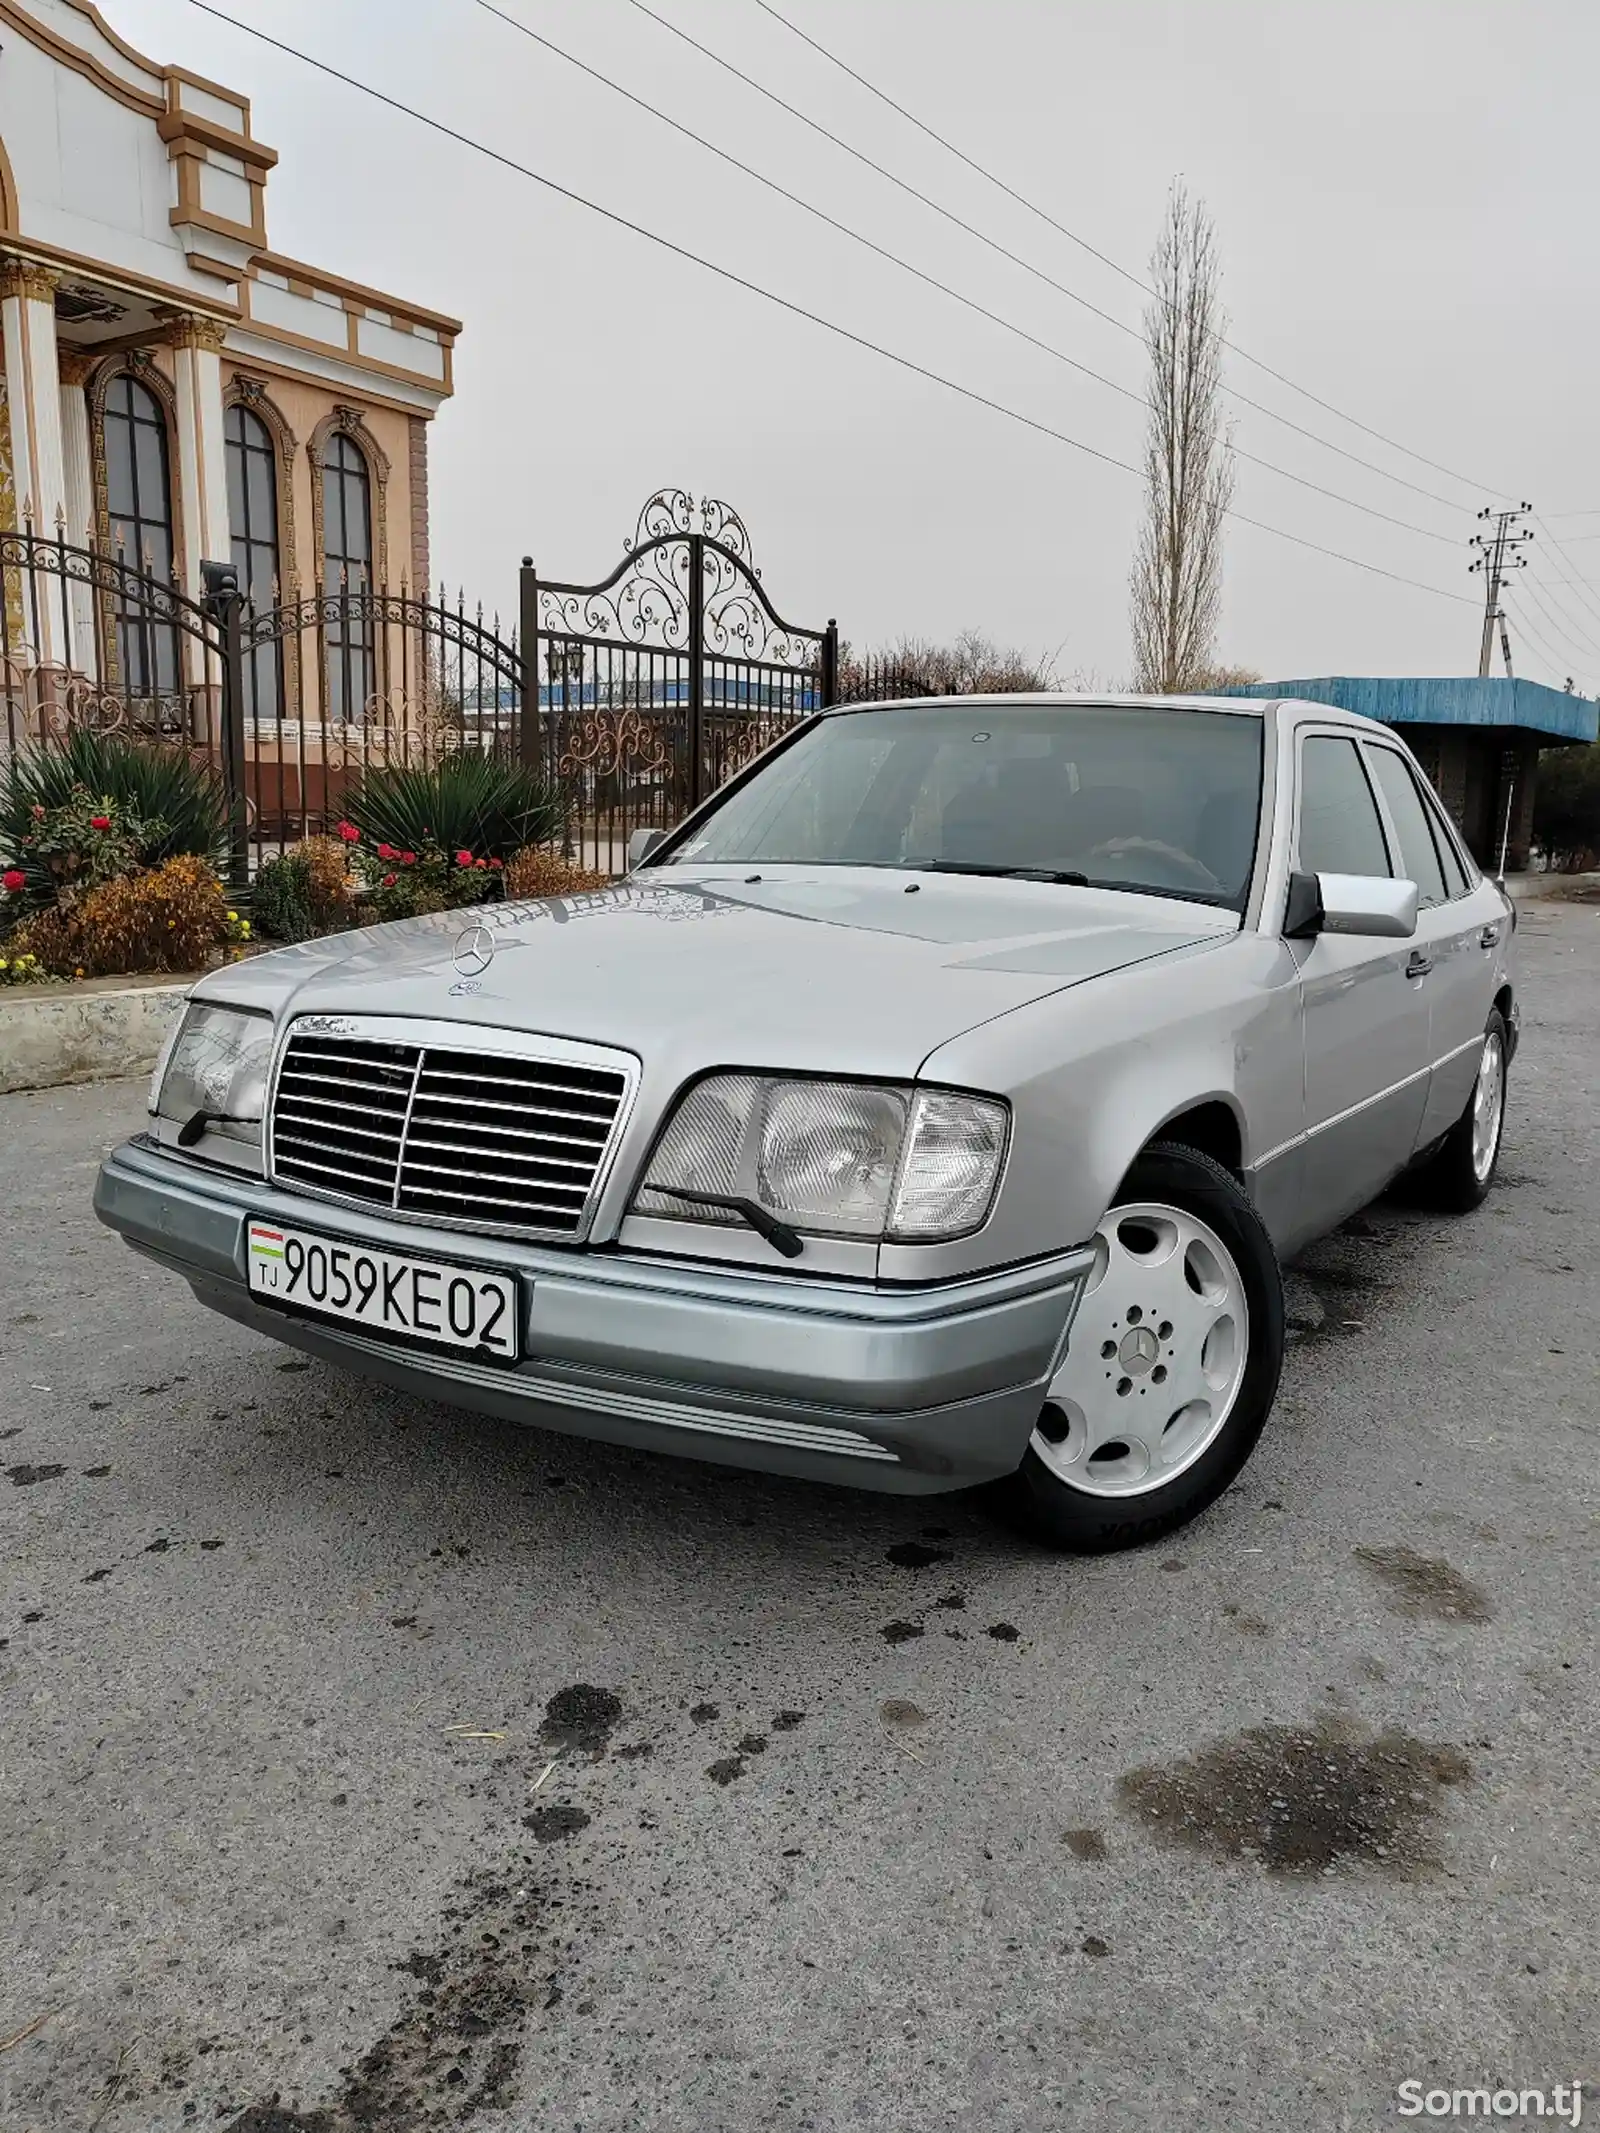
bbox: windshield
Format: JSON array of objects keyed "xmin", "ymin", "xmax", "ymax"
[{"xmin": 660, "ymin": 703, "xmax": 1264, "ymax": 910}]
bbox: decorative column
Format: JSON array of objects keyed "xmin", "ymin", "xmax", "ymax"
[
  {"xmin": 164, "ymin": 311, "xmax": 232, "ymax": 600},
  {"xmin": 57, "ymin": 347, "xmax": 97, "ymax": 675},
  {"xmin": 0, "ymin": 256, "xmax": 67, "ymax": 662}
]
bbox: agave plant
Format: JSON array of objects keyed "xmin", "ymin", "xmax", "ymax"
[{"xmin": 342, "ymin": 751, "xmax": 563, "ymax": 864}]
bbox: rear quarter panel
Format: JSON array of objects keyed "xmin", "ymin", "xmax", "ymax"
[{"xmin": 881, "ymin": 932, "xmax": 1306, "ymax": 1280}]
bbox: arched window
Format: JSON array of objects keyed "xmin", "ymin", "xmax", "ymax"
[
  {"xmin": 322, "ymin": 431, "xmax": 373, "ymax": 720},
  {"xmin": 103, "ymin": 372, "xmax": 178, "ymax": 694},
  {"xmin": 225, "ymin": 402, "xmax": 281, "ymax": 719}
]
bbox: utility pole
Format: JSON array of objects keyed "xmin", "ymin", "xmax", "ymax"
[{"xmin": 1469, "ymin": 505, "xmax": 1532, "ymax": 678}]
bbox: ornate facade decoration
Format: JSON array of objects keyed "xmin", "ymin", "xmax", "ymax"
[
  {"xmin": 0, "ymin": 254, "xmax": 59, "ymax": 304},
  {"xmin": 307, "ymin": 403, "xmax": 390, "ymax": 596}
]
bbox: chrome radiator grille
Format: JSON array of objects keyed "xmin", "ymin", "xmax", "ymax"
[{"xmin": 270, "ymin": 1026, "xmax": 631, "ymax": 1237}]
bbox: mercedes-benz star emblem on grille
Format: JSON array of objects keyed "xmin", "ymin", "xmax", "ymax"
[{"xmin": 453, "ymin": 924, "xmax": 495, "ymax": 978}]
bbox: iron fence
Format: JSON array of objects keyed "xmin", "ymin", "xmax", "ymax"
[{"xmin": 1, "ymin": 491, "xmax": 847, "ymax": 884}]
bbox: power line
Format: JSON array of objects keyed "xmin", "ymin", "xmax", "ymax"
[
  {"xmin": 475, "ymin": 0, "xmax": 1457, "ymax": 550},
  {"xmin": 1531, "ymin": 515, "xmax": 1600, "ymax": 634},
  {"xmin": 620, "ymin": 0, "xmax": 1471, "ymax": 518},
  {"xmin": 1517, "ymin": 573, "xmax": 1600, "ymax": 666},
  {"xmin": 748, "ymin": 0, "xmax": 1507, "ymax": 502},
  {"xmin": 184, "ymin": 3, "xmax": 1476, "ymax": 612},
  {"xmin": 1503, "ymin": 592, "xmax": 1592, "ymax": 692}
]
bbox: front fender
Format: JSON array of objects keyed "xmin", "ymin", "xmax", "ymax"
[{"xmin": 877, "ymin": 934, "xmax": 1304, "ymax": 1282}]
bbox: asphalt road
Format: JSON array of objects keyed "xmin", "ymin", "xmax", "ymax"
[{"xmin": 3, "ymin": 897, "xmax": 1597, "ymax": 2133}]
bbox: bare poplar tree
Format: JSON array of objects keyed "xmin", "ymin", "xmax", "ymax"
[{"xmin": 1129, "ymin": 183, "xmax": 1234, "ymax": 693}]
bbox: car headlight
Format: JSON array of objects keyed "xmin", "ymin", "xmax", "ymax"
[
  {"xmin": 635, "ymin": 1074, "xmax": 1009, "ymax": 1244},
  {"xmin": 152, "ymin": 1003, "xmax": 274, "ymax": 1148}
]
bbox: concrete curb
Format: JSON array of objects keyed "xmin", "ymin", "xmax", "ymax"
[{"xmin": 0, "ymin": 976, "xmax": 194, "ymax": 1095}]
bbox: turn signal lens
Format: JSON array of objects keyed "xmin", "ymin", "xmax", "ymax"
[{"xmin": 888, "ymin": 1089, "xmax": 1010, "ymax": 1240}]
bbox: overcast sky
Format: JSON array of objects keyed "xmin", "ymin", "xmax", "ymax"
[{"xmin": 117, "ymin": 0, "xmax": 1600, "ymax": 692}]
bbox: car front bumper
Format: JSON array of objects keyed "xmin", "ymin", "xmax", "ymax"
[{"xmin": 94, "ymin": 1136, "xmax": 1094, "ymax": 1495}]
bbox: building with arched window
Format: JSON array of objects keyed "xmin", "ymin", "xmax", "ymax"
[{"xmin": 0, "ymin": 0, "xmax": 457, "ymax": 745}]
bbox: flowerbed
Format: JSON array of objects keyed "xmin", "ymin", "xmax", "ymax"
[{"xmin": 1, "ymin": 734, "xmax": 247, "ymax": 983}]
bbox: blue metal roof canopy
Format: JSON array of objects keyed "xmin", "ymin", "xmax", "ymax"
[{"xmin": 1223, "ymin": 675, "xmax": 1597, "ymax": 745}]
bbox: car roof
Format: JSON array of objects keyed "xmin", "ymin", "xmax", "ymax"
[{"xmin": 817, "ymin": 691, "xmax": 1393, "ymax": 734}]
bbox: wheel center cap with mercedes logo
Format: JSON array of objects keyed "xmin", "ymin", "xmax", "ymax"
[
  {"xmin": 453, "ymin": 923, "xmax": 495, "ymax": 979},
  {"xmin": 1118, "ymin": 1325, "xmax": 1160, "ymax": 1375}
]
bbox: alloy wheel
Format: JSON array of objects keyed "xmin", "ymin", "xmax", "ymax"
[
  {"xmin": 1471, "ymin": 1031, "xmax": 1506, "ymax": 1184},
  {"xmin": 1031, "ymin": 1199, "xmax": 1251, "ymax": 1499}
]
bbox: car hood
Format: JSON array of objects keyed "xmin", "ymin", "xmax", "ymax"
[{"xmin": 204, "ymin": 867, "xmax": 1234, "ymax": 1078}]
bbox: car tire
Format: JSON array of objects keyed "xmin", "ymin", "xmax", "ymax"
[
  {"xmin": 1009, "ymin": 1141, "xmax": 1285, "ymax": 1555},
  {"xmin": 1404, "ymin": 1009, "xmax": 1508, "ymax": 1215}
]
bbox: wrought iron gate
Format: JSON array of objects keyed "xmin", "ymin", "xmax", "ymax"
[{"xmin": 522, "ymin": 489, "xmax": 837, "ymax": 873}]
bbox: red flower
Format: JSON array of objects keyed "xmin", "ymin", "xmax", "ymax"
[
  {"xmin": 336, "ymin": 820, "xmax": 360, "ymax": 844},
  {"xmin": 30, "ymin": 804, "xmax": 44, "ymax": 820},
  {"xmin": 376, "ymin": 842, "xmax": 397, "ymax": 860},
  {"xmin": 474, "ymin": 858, "xmax": 488, "ymax": 870},
  {"xmin": 381, "ymin": 872, "xmax": 397, "ymax": 887},
  {"xmin": 488, "ymin": 857, "xmax": 503, "ymax": 870},
  {"xmin": 401, "ymin": 851, "xmax": 416, "ymax": 866},
  {"xmin": 89, "ymin": 813, "xmax": 112, "ymax": 831},
  {"xmin": 1, "ymin": 868, "xmax": 24, "ymax": 892},
  {"xmin": 455, "ymin": 849, "xmax": 473, "ymax": 868}
]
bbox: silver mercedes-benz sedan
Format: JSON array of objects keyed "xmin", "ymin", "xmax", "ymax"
[{"xmin": 95, "ymin": 694, "xmax": 1516, "ymax": 1551}]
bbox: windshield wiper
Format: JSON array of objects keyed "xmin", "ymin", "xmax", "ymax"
[
  {"xmin": 653, "ymin": 1188, "xmax": 805, "ymax": 1259},
  {"xmin": 911, "ymin": 861, "xmax": 1090, "ymax": 885},
  {"xmin": 176, "ymin": 1108, "xmax": 255, "ymax": 1147}
]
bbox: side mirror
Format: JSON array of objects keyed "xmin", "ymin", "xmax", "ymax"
[
  {"xmin": 626, "ymin": 827, "xmax": 668, "ymax": 872},
  {"xmin": 1286, "ymin": 869, "xmax": 1418, "ymax": 940}
]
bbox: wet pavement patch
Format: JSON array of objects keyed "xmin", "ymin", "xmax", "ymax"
[
  {"xmin": 5, "ymin": 1463, "xmax": 65, "ymax": 1486},
  {"xmin": 1116, "ymin": 1716, "xmax": 1471, "ymax": 1877},
  {"xmin": 986, "ymin": 1622, "xmax": 1021, "ymax": 1643},
  {"xmin": 1063, "ymin": 1829, "xmax": 1108, "ymax": 1860},
  {"xmin": 771, "ymin": 1709, "xmax": 806, "ymax": 1731},
  {"xmin": 522, "ymin": 1804, "xmax": 591, "ymax": 1843},
  {"xmin": 736, "ymin": 1734, "xmax": 768, "ymax": 1756},
  {"xmin": 1354, "ymin": 1544, "xmax": 1491, "ymax": 1623},
  {"xmin": 885, "ymin": 1541, "xmax": 953, "ymax": 1569},
  {"xmin": 935, "ymin": 1590, "xmax": 966, "ymax": 1610},
  {"xmin": 539, "ymin": 1685, "xmax": 622, "ymax": 1754},
  {"xmin": 880, "ymin": 1699, "xmax": 927, "ymax": 1733},
  {"xmin": 1080, "ymin": 1936, "xmax": 1112, "ymax": 1958},
  {"xmin": 1222, "ymin": 1605, "xmax": 1270, "ymax": 1637},
  {"xmin": 880, "ymin": 1620, "xmax": 924, "ymax": 1645},
  {"xmin": 706, "ymin": 1757, "xmax": 746, "ymax": 1786},
  {"xmin": 689, "ymin": 1702, "xmax": 720, "ymax": 1724}
]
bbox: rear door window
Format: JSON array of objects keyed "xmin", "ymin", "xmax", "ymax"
[
  {"xmin": 1366, "ymin": 747, "xmax": 1449, "ymax": 908},
  {"xmin": 1296, "ymin": 736, "xmax": 1391, "ymax": 878}
]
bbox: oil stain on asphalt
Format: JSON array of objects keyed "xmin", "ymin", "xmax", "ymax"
[
  {"xmin": 1116, "ymin": 1716, "xmax": 1470, "ymax": 1876},
  {"xmin": 538, "ymin": 1684, "xmax": 623, "ymax": 1755}
]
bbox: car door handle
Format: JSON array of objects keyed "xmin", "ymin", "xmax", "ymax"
[
  {"xmin": 1479, "ymin": 923, "xmax": 1500, "ymax": 950},
  {"xmin": 1405, "ymin": 949, "xmax": 1433, "ymax": 978}
]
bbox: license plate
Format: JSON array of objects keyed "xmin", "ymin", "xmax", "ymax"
[{"xmin": 246, "ymin": 1221, "xmax": 519, "ymax": 1360}]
